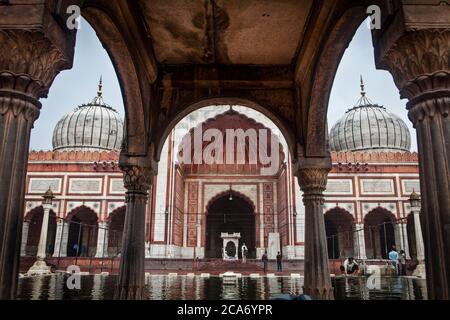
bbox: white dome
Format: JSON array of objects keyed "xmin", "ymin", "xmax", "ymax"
[
  {"xmin": 52, "ymin": 80, "xmax": 124, "ymax": 151},
  {"xmin": 329, "ymin": 79, "xmax": 411, "ymax": 153}
]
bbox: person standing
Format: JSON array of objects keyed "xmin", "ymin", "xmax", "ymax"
[
  {"xmin": 241, "ymin": 243, "xmax": 248, "ymax": 264},
  {"xmin": 388, "ymin": 246, "xmax": 399, "ymax": 275},
  {"xmin": 262, "ymin": 251, "xmax": 268, "ymax": 273},
  {"xmin": 73, "ymin": 243, "xmax": 79, "ymax": 257},
  {"xmin": 276, "ymin": 252, "xmax": 283, "ymax": 272},
  {"xmin": 399, "ymin": 250, "xmax": 407, "ymax": 276}
]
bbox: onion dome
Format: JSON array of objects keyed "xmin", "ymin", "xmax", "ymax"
[
  {"xmin": 52, "ymin": 78, "xmax": 124, "ymax": 151},
  {"xmin": 329, "ymin": 77, "xmax": 411, "ymax": 153}
]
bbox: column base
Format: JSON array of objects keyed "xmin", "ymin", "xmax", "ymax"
[
  {"xmin": 413, "ymin": 263, "xmax": 426, "ymax": 278},
  {"xmin": 26, "ymin": 259, "xmax": 52, "ymax": 276},
  {"xmin": 303, "ymin": 286, "xmax": 334, "ymax": 300}
]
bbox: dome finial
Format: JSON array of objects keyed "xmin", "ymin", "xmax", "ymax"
[
  {"xmin": 360, "ymin": 75, "xmax": 366, "ymax": 97},
  {"xmin": 97, "ymin": 76, "xmax": 103, "ymax": 97}
]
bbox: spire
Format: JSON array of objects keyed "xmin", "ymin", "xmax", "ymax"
[
  {"xmin": 89, "ymin": 75, "xmax": 112, "ymax": 108},
  {"xmin": 97, "ymin": 76, "xmax": 103, "ymax": 97},
  {"xmin": 360, "ymin": 75, "xmax": 366, "ymax": 97},
  {"xmin": 353, "ymin": 74, "xmax": 373, "ymax": 108}
]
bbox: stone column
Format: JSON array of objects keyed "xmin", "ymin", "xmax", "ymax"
[
  {"xmin": 115, "ymin": 165, "xmax": 154, "ymax": 300},
  {"xmin": 53, "ymin": 220, "xmax": 69, "ymax": 258},
  {"xmin": 27, "ymin": 196, "xmax": 54, "ymax": 276},
  {"xmin": 394, "ymin": 222, "xmax": 410, "ymax": 259},
  {"xmin": 402, "ymin": 223, "xmax": 411, "ymax": 260},
  {"xmin": 374, "ymin": 20, "xmax": 450, "ymax": 298},
  {"xmin": 297, "ymin": 167, "xmax": 333, "ymax": 300},
  {"xmin": 0, "ymin": 18, "xmax": 75, "ymax": 298},
  {"xmin": 95, "ymin": 222, "xmax": 109, "ymax": 258},
  {"xmin": 412, "ymin": 207, "xmax": 426, "ymax": 278},
  {"xmin": 354, "ymin": 223, "xmax": 367, "ymax": 260},
  {"xmin": 36, "ymin": 204, "xmax": 51, "ymax": 260},
  {"xmin": 20, "ymin": 222, "xmax": 30, "ymax": 257}
]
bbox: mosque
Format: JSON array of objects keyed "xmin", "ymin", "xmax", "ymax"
[{"xmin": 20, "ymin": 79, "xmax": 422, "ymax": 269}]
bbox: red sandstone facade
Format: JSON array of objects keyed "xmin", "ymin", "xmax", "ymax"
[{"xmin": 22, "ymin": 113, "xmax": 420, "ymax": 262}]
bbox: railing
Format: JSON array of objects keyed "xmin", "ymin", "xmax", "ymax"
[{"xmin": 21, "ymin": 211, "xmax": 418, "ymax": 274}]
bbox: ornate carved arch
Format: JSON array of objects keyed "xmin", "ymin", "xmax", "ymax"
[
  {"xmin": 301, "ymin": 5, "xmax": 367, "ymax": 157},
  {"xmin": 82, "ymin": 0, "xmax": 158, "ymax": 156},
  {"xmin": 364, "ymin": 206, "xmax": 397, "ymax": 225},
  {"xmin": 206, "ymin": 190, "xmax": 256, "ymax": 213},
  {"xmin": 65, "ymin": 205, "xmax": 99, "ymax": 225},
  {"xmin": 24, "ymin": 206, "xmax": 57, "ymax": 223},
  {"xmin": 156, "ymin": 97, "xmax": 295, "ymax": 161},
  {"xmin": 325, "ymin": 207, "xmax": 356, "ymax": 225},
  {"xmin": 107, "ymin": 205, "xmax": 126, "ymax": 224}
]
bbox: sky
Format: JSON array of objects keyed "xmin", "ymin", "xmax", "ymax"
[{"xmin": 30, "ymin": 18, "xmax": 417, "ymax": 152}]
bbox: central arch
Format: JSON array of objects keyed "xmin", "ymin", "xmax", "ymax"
[
  {"xmin": 156, "ymin": 98, "xmax": 295, "ymax": 162},
  {"xmin": 205, "ymin": 191, "xmax": 256, "ymax": 259}
]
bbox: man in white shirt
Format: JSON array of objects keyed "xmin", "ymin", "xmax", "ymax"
[
  {"xmin": 241, "ymin": 243, "xmax": 248, "ymax": 263},
  {"xmin": 341, "ymin": 257, "xmax": 360, "ymax": 276}
]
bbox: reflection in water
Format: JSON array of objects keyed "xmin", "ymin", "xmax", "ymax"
[
  {"xmin": 91, "ymin": 274, "xmax": 106, "ymax": 300},
  {"xmin": 332, "ymin": 276, "xmax": 427, "ymax": 300},
  {"xmin": 31, "ymin": 275, "xmax": 44, "ymax": 300},
  {"xmin": 17, "ymin": 274, "xmax": 427, "ymax": 300}
]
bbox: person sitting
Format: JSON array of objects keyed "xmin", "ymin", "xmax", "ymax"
[{"xmin": 340, "ymin": 257, "xmax": 360, "ymax": 276}]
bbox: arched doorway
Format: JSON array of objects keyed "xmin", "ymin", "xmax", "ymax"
[
  {"xmin": 205, "ymin": 191, "xmax": 256, "ymax": 259},
  {"xmin": 108, "ymin": 206, "xmax": 126, "ymax": 257},
  {"xmin": 24, "ymin": 207, "xmax": 57, "ymax": 257},
  {"xmin": 66, "ymin": 206, "xmax": 99, "ymax": 257},
  {"xmin": 324, "ymin": 208, "xmax": 355, "ymax": 259},
  {"xmin": 364, "ymin": 207, "xmax": 397, "ymax": 259}
]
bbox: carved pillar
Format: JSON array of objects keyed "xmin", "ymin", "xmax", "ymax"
[
  {"xmin": 354, "ymin": 223, "xmax": 367, "ymax": 260},
  {"xmin": 297, "ymin": 167, "xmax": 333, "ymax": 300},
  {"xmin": 0, "ymin": 28, "xmax": 73, "ymax": 299},
  {"xmin": 20, "ymin": 222, "xmax": 30, "ymax": 257},
  {"xmin": 375, "ymin": 21, "xmax": 449, "ymax": 298},
  {"xmin": 53, "ymin": 220, "xmax": 69, "ymax": 258},
  {"xmin": 413, "ymin": 208, "xmax": 427, "ymax": 278},
  {"xmin": 36, "ymin": 203, "xmax": 51, "ymax": 260},
  {"xmin": 95, "ymin": 221, "xmax": 109, "ymax": 258},
  {"xmin": 115, "ymin": 165, "xmax": 154, "ymax": 300}
]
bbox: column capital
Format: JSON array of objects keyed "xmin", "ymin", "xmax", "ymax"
[
  {"xmin": 0, "ymin": 29, "xmax": 74, "ymax": 100},
  {"xmin": 372, "ymin": 6, "xmax": 450, "ymax": 126},
  {"xmin": 121, "ymin": 165, "xmax": 155, "ymax": 195},
  {"xmin": 297, "ymin": 167, "xmax": 330, "ymax": 197},
  {"xmin": 376, "ymin": 28, "xmax": 449, "ymax": 97},
  {"xmin": 0, "ymin": 1, "xmax": 77, "ymax": 100}
]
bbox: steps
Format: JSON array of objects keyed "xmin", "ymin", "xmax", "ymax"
[{"xmin": 197, "ymin": 259, "xmax": 263, "ymax": 272}]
